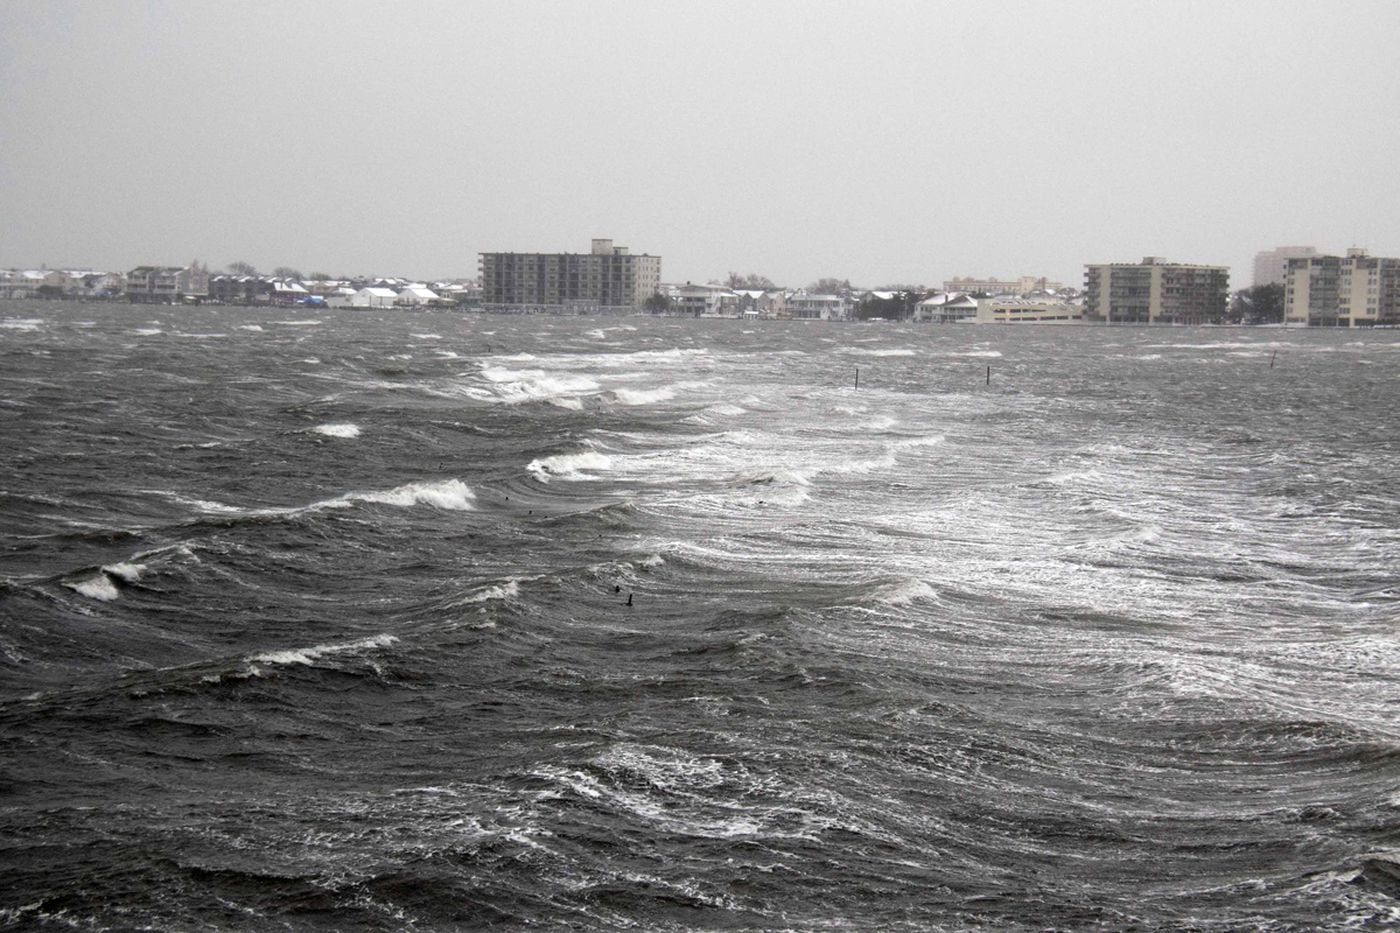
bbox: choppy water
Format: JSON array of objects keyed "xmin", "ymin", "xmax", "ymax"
[{"xmin": 1, "ymin": 303, "xmax": 1397, "ymax": 931}]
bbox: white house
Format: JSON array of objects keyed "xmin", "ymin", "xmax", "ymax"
[
  {"xmin": 916, "ymin": 292, "xmax": 978, "ymax": 323},
  {"xmin": 788, "ymin": 292, "xmax": 849, "ymax": 321},
  {"xmin": 269, "ymin": 280, "xmax": 309, "ymax": 305},
  {"xmin": 325, "ymin": 287, "xmax": 359, "ymax": 308},
  {"xmin": 351, "ymin": 287, "xmax": 399, "ymax": 308},
  {"xmin": 395, "ymin": 285, "xmax": 440, "ymax": 307},
  {"xmin": 672, "ymin": 283, "xmax": 735, "ymax": 317}
]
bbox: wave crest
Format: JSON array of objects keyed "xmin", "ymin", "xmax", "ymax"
[{"xmin": 529, "ymin": 451, "xmax": 613, "ymax": 483}]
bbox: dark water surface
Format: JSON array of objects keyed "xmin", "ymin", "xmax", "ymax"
[{"xmin": 1, "ymin": 304, "xmax": 1397, "ymax": 930}]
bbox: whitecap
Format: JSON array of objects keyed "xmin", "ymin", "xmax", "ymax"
[
  {"xmin": 313, "ymin": 423, "xmax": 361, "ymax": 438},
  {"xmin": 65, "ymin": 575, "xmax": 119, "ymax": 601},
  {"xmin": 1, "ymin": 319, "xmax": 44, "ymax": 330},
  {"xmin": 849, "ymin": 347, "xmax": 917, "ymax": 357},
  {"xmin": 949, "ymin": 350, "xmax": 1003, "ymax": 358},
  {"xmin": 613, "ymin": 386, "xmax": 676, "ymax": 405},
  {"xmin": 102, "ymin": 562, "xmax": 145, "ymax": 583},
  {"xmin": 737, "ymin": 468, "xmax": 812, "ymax": 488},
  {"xmin": 872, "ymin": 577, "xmax": 939, "ymax": 606},
  {"xmin": 461, "ymin": 580, "xmax": 521, "ymax": 604},
  {"xmin": 132, "ymin": 327, "xmax": 162, "ymax": 336},
  {"xmin": 528, "ymin": 451, "xmax": 613, "ymax": 483},
  {"xmin": 411, "ymin": 333, "xmax": 441, "ymax": 340},
  {"xmin": 354, "ymin": 478, "xmax": 475, "ymax": 510},
  {"xmin": 478, "ymin": 366, "xmax": 601, "ymax": 406},
  {"xmin": 250, "ymin": 633, "xmax": 398, "ymax": 667},
  {"xmin": 170, "ymin": 478, "xmax": 475, "ymax": 516},
  {"xmin": 237, "ymin": 324, "xmax": 264, "ymax": 331}
]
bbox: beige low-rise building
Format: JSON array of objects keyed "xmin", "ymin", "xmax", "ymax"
[
  {"xmin": 975, "ymin": 297, "xmax": 1083, "ymax": 324},
  {"xmin": 944, "ymin": 275, "xmax": 1069, "ymax": 295}
]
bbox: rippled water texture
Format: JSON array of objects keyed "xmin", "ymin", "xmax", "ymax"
[{"xmin": 1, "ymin": 304, "xmax": 1397, "ymax": 930}]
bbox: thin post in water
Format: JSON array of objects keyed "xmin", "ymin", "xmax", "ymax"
[
  {"xmin": 986, "ymin": 364, "xmax": 991, "ymax": 386},
  {"xmin": 1270, "ymin": 350, "xmax": 1277, "ymax": 369},
  {"xmin": 855, "ymin": 366, "xmax": 859, "ymax": 390}
]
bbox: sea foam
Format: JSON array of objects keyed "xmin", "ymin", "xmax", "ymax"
[
  {"xmin": 613, "ymin": 386, "xmax": 676, "ymax": 406},
  {"xmin": 313, "ymin": 423, "xmax": 361, "ymax": 438},
  {"xmin": 479, "ymin": 366, "xmax": 600, "ymax": 408}
]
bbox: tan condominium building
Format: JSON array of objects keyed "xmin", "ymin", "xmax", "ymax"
[
  {"xmin": 1083, "ymin": 257, "xmax": 1229, "ymax": 324},
  {"xmin": 479, "ymin": 238, "xmax": 661, "ymax": 312},
  {"xmin": 1283, "ymin": 248, "xmax": 1400, "ymax": 327}
]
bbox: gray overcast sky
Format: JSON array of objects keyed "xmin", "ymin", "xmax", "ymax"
[{"xmin": 2, "ymin": 0, "xmax": 1397, "ymax": 288}]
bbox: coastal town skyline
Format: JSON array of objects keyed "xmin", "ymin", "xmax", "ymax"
[{"xmin": 3, "ymin": 2, "xmax": 1397, "ymax": 288}]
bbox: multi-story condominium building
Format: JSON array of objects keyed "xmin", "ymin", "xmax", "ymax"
[
  {"xmin": 1283, "ymin": 248, "xmax": 1400, "ymax": 327},
  {"xmin": 1252, "ymin": 246, "xmax": 1318, "ymax": 288},
  {"xmin": 1083, "ymin": 257, "xmax": 1229, "ymax": 324},
  {"xmin": 479, "ymin": 238, "xmax": 661, "ymax": 312}
]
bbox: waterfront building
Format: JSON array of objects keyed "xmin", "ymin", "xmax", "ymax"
[
  {"xmin": 0, "ymin": 270, "xmax": 47, "ymax": 299},
  {"xmin": 479, "ymin": 238, "xmax": 662, "ymax": 313},
  {"xmin": 975, "ymin": 297, "xmax": 1083, "ymax": 324},
  {"xmin": 350, "ymin": 287, "xmax": 398, "ymax": 308},
  {"xmin": 670, "ymin": 283, "xmax": 735, "ymax": 317},
  {"xmin": 395, "ymin": 285, "xmax": 440, "ymax": 307},
  {"xmin": 1083, "ymin": 257, "xmax": 1229, "ymax": 324},
  {"xmin": 1253, "ymin": 246, "xmax": 1318, "ymax": 288},
  {"xmin": 915, "ymin": 292, "xmax": 978, "ymax": 323},
  {"xmin": 944, "ymin": 275, "xmax": 1070, "ymax": 295},
  {"xmin": 126, "ymin": 262, "xmax": 209, "ymax": 303},
  {"xmin": 787, "ymin": 292, "xmax": 850, "ymax": 321},
  {"xmin": 1282, "ymin": 248, "xmax": 1400, "ymax": 327},
  {"xmin": 268, "ymin": 280, "xmax": 309, "ymax": 305}
]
